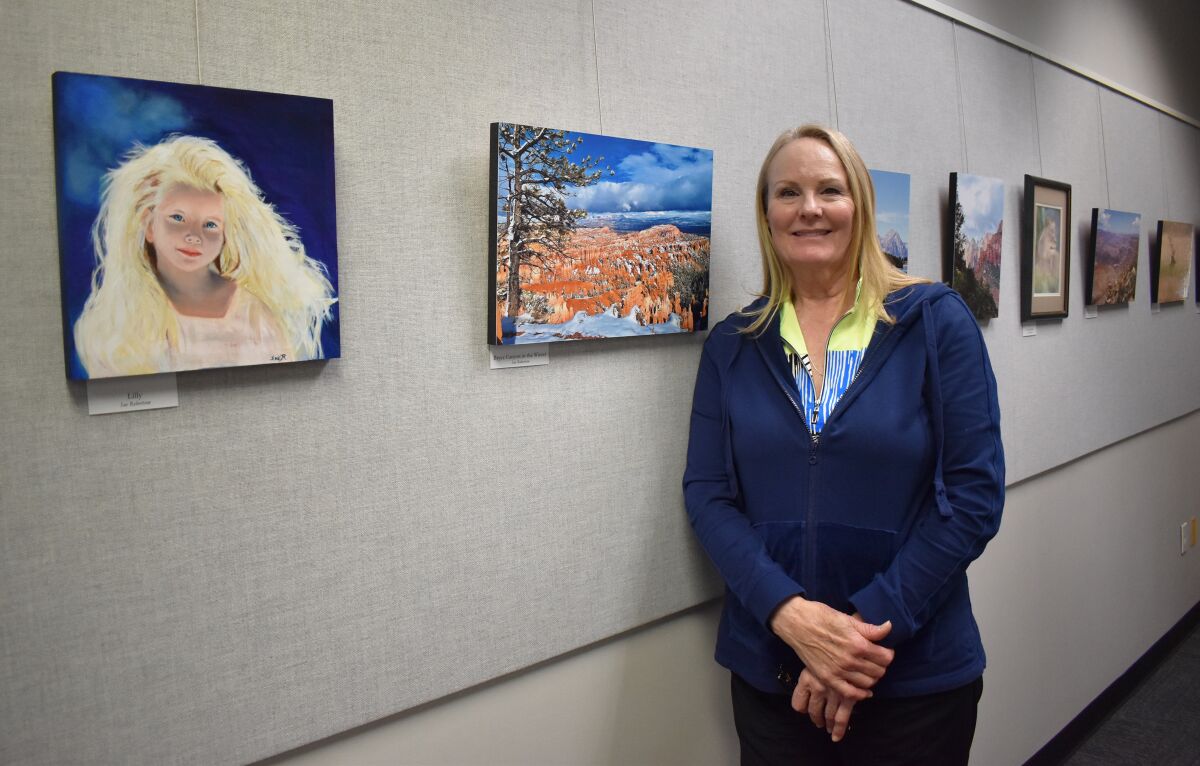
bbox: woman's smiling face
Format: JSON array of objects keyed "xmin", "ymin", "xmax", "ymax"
[
  {"xmin": 764, "ymin": 137, "xmax": 856, "ymax": 278},
  {"xmin": 145, "ymin": 184, "xmax": 226, "ymax": 278}
]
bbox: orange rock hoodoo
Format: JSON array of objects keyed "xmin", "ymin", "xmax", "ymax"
[{"xmin": 496, "ymin": 224, "xmax": 709, "ymax": 331}]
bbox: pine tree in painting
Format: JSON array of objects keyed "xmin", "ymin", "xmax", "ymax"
[
  {"xmin": 953, "ymin": 199, "xmax": 998, "ymax": 320},
  {"xmin": 495, "ymin": 124, "xmax": 608, "ymax": 320}
]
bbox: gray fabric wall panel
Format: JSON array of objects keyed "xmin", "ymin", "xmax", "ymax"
[
  {"xmin": 1160, "ymin": 113, "xmax": 1200, "ymax": 221},
  {"xmin": 953, "ymin": 26, "xmax": 1041, "ymax": 177},
  {"xmin": 1100, "ymin": 90, "xmax": 1169, "ymax": 216},
  {"xmin": 593, "ymin": 0, "xmax": 832, "ymax": 324},
  {"xmin": 2, "ymin": 1, "xmax": 1199, "ymax": 764},
  {"xmin": 826, "ymin": 0, "xmax": 962, "ymax": 281},
  {"xmin": 1032, "ymin": 61, "xmax": 1107, "ymax": 210}
]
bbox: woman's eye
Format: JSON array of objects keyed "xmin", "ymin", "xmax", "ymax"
[
  {"xmin": 168, "ymin": 213, "xmax": 184, "ymax": 222},
  {"xmin": 204, "ymin": 221, "xmax": 220, "ymax": 230}
]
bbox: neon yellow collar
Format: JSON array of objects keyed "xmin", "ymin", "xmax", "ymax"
[{"xmin": 780, "ymin": 280, "xmax": 876, "ymax": 356}]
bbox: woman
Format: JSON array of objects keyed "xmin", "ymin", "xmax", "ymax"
[
  {"xmin": 74, "ymin": 135, "xmax": 336, "ymax": 378},
  {"xmin": 683, "ymin": 125, "xmax": 1004, "ymax": 765}
]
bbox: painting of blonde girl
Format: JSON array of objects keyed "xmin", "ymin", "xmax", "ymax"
[{"xmin": 73, "ymin": 134, "xmax": 336, "ymax": 378}]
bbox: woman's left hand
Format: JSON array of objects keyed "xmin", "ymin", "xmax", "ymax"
[{"xmin": 792, "ymin": 668, "xmax": 857, "ymax": 743}]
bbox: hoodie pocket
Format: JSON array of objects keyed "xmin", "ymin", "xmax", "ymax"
[
  {"xmin": 812, "ymin": 522, "xmax": 897, "ymax": 613},
  {"xmin": 721, "ymin": 521, "xmax": 809, "ymax": 656}
]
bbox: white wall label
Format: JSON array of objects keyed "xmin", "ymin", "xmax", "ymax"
[
  {"xmin": 490, "ymin": 345, "xmax": 549, "ymax": 369},
  {"xmin": 1021, "ymin": 321, "xmax": 1037, "ymax": 337},
  {"xmin": 87, "ymin": 373, "xmax": 179, "ymax": 415}
]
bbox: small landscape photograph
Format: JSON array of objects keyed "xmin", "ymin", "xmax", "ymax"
[
  {"xmin": 489, "ymin": 123, "xmax": 712, "ymax": 345},
  {"xmin": 1087, "ymin": 208, "xmax": 1139, "ymax": 305}
]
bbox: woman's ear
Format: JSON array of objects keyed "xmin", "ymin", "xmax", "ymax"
[{"xmin": 142, "ymin": 209, "xmax": 155, "ymax": 244}]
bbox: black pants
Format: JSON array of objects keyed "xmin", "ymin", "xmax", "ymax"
[{"xmin": 731, "ymin": 673, "xmax": 983, "ymax": 766}]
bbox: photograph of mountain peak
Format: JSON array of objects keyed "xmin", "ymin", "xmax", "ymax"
[
  {"xmin": 869, "ymin": 168, "xmax": 910, "ymax": 273},
  {"xmin": 489, "ymin": 123, "xmax": 712, "ymax": 345}
]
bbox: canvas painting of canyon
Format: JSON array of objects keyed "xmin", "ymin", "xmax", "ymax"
[
  {"xmin": 1085, "ymin": 208, "xmax": 1139, "ymax": 305},
  {"xmin": 489, "ymin": 123, "xmax": 712, "ymax": 345},
  {"xmin": 948, "ymin": 173, "xmax": 1004, "ymax": 320},
  {"xmin": 869, "ymin": 169, "xmax": 909, "ymax": 273},
  {"xmin": 1151, "ymin": 220, "xmax": 1194, "ymax": 304}
]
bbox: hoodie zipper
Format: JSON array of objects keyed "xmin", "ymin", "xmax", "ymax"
[
  {"xmin": 788, "ymin": 308, "xmax": 856, "ymax": 591},
  {"xmin": 790, "ymin": 308, "xmax": 856, "ymax": 445}
]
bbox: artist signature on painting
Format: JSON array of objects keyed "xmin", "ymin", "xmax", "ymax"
[{"xmin": 270, "ymin": 353, "xmax": 287, "ymax": 362}]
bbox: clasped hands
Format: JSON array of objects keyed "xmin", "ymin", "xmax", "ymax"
[{"xmin": 769, "ymin": 596, "xmax": 894, "ymax": 743}]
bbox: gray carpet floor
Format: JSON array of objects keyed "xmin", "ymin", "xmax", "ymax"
[{"xmin": 1060, "ymin": 621, "xmax": 1200, "ymax": 765}]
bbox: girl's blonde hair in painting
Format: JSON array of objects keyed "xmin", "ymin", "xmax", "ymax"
[
  {"xmin": 743, "ymin": 124, "xmax": 927, "ymax": 335},
  {"xmin": 74, "ymin": 134, "xmax": 335, "ymax": 376}
]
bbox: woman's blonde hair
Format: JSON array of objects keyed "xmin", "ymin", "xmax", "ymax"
[
  {"xmin": 743, "ymin": 124, "xmax": 926, "ymax": 335},
  {"xmin": 74, "ymin": 134, "xmax": 335, "ymax": 376}
]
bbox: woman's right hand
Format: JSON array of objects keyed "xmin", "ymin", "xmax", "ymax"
[{"xmin": 769, "ymin": 596, "xmax": 894, "ymax": 700}]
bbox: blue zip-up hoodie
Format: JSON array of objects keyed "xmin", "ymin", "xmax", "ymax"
[{"xmin": 683, "ymin": 282, "xmax": 1004, "ymax": 697}]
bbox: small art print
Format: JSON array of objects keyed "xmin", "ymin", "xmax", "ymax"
[
  {"xmin": 1033, "ymin": 204, "xmax": 1064, "ymax": 295},
  {"xmin": 1151, "ymin": 220, "xmax": 1195, "ymax": 304},
  {"xmin": 489, "ymin": 123, "xmax": 712, "ymax": 345},
  {"xmin": 1021, "ymin": 175, "xmax": 1070, "ymax": 320},
  {"xmin": 869, "ymin": 169, "xmax": 910, "ymax": 273},
  {"xmin": 1085, "ymin": 208, "xmax": 1139, "ymax": 305},
  {"xmin": 947, "ymin": 173, "xmax": 1004, "ymax": 320},
  {"xmin": 53, "ymin": 72, "xmax": 339, "ymax": 380}
]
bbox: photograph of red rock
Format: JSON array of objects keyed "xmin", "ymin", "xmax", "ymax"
[
  {"xmin": 1085, "ymin": 208, "xmax": 1139, "ymax": 305},
  {"xmin": 489, "ymin": 123, "xmax": 712, "ymax": 345},
  {"xmin": 948, "ymin": 173, "xmax": 1004, "ymax": 320}
]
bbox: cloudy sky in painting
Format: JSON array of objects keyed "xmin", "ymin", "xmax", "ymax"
[
  {"xmin": 869, "ymin": 169, "xmax": 910, "ymax": 242},
  {"xmin": 564, "ymin": 132, "xmax": 713, "ymax": 213},
  {"xmin": 956, "ymin": 173, "xmax": 1005, "ymax": 240},
  {"xmin": 1098, "ymin": 208, "xmax": 1141, "ymax": 236}
]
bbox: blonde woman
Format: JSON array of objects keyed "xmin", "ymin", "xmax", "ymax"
[
  {"xmin": 684, "ymin": 125, "xmax": 1004, "ymax": 764},
  {"xmin": 74, "ymin": 134, "xmax": 335, "ymax": 378}
]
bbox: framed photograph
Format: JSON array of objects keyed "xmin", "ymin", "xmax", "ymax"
[
  {"xmin": 53, "ymin": 72, "xmax": 339, "ymax": 379},
  {"xmin": 869, "ymin": 169, "xmax": 910, "ymax": 272},
  {"xmin": 1084, "ymin": 208, "xmax": 1140, "ymax": 305},
  {"xmin": 946, "ymin": 172, "xmax": 1004, "ymax": 321},
  {"xmin": 1150, "ymin": 220, "xmax": 1195, "ymax": 304},
  {"xmin": 489, "ymin": 123, "xmax": 712, "ymax": 345},
  {"xmin": 1021, "ymin": 175, "xmax": 1071, "ymax": 320}
]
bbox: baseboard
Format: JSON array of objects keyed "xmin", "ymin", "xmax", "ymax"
[{"xmin": 1023, "ymin": 599, "xmax": 1200, "ymax": 765}]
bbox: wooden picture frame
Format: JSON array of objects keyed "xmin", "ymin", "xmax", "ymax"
[{"xmin": 1021, "ymin": 175, "xmax": 1071, "ymax": 320}]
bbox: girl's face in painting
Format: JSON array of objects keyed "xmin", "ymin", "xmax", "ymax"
[{"xmin": 145, "ymin": 185, "xmax": 226, "ymax": 279}]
